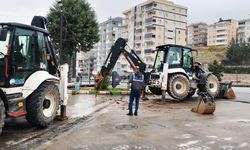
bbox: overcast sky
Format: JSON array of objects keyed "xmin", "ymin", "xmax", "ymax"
[{"xmin": 0, "ymin": 0, "xmax": 249, "ymax": 24}]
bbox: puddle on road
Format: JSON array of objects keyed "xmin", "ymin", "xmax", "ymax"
[
  {"xmin": 67, "ymin": 94, "xmax": 117, "ymax": 118},
  {"xmin": 67, "ymin": 95, "xmax": 97, "ymax": 118},
  {"xmin": 115, "ymin": 124, "xmax": 138, "ymax": 130}
]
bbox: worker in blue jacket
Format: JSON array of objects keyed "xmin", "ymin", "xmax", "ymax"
[{"xmin": 128, "ymin": 66, "xmax": 144, "ymax": 116}]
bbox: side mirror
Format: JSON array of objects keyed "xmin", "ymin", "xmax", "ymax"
[{"xmin": 0, "ymin": 29, "xmax": 8, "ymax": 41}]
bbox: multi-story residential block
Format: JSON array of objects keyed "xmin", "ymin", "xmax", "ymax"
[
  {"xmin": 96, "ymin": 17, "xmax": 122, "ymax": 72},
  {"xmin": 75, "ymin": 51, "xmax": 85, "ymax": 80},
  {"xmin": 238, "ymin": 19, "xmax": 250, "ymax": 43},
  {"xmin": 121, "ymin": 0, "xmax": 187, "ymax": 72},
  {"xmin": 207, "ymin": 18, "xmax": 237, "ymax": 46},
  {"xmin": 187, "ymin": 22, "xmax": 208, "ymax": 47},
  {"xmin": 81, "ymin": 50, "xmax": 97, "ymax": 81}
]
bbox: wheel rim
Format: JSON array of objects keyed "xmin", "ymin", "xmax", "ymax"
[
  {"xmin": 43, "ymin": 91, "xmax": 56, "ymax": 118},
  {"xmin": 208, "ymin": 78, "xmax": 218, "ymax": 95},
  {"xmin": 173, "ymin": 79, "xmax": 187, "ymax": 95}
]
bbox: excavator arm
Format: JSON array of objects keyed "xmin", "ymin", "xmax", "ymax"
[{"xmin": 94, "ymin": 38, "xmax": 146, "ymax": 90}]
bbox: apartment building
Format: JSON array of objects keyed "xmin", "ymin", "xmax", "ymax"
[
  {"xmin": 82, "ymin": 50, "xmax": 97, "ymax": 81},
  {"xmin": 121, "ymin": 0, "xmax": 187, "ymax": 72},
  {"xmin": 207, "ymin": 19, "xmax": 237, "ymax": 46},
  {"xmin": 96, "ymin": 17, "xmax": 122, "ymax": 72},
  {"xmin": 75, "ymin": 50, "xmax": 97, "ymax": 81},
  {"xmin": 187, "ymin": 22, "xmax": 208, "ymax": 47},
  {"xmin": 75, "ymin": 51, "xmax": 85, "ymax": 80},
  {"xmin": 238, "ymin": 19, "xmax": 250, "ymax": 44}
]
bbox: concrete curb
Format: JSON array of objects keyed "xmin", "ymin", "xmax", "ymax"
[
  {"xmin": 71, "ymin": 89, "xmax": 130, "ymax": 95},
  {"xmin": 98, "ymin": 91, "xmax": 110, "ymax": 95}
]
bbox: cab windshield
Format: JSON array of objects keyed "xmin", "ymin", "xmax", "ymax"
[
  {"xmin": 154, "ymin": 48, "xmax": 165, "ymax": 71},
  {"xmin": 0, "ymin": 28, "xmax": 11, "ymax": 56},
  {"xmin": 0, "ymin": 27, "xmax": 12, "ymax": 86}
]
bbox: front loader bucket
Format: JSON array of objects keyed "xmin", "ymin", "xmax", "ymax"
[
  {"xmin": 191, "ymin": 96, "xmax": 216, "ymax": 114},
  {"xmin": 94, "ymin": 72, "xmax": 104, "ymax": 90},
  {"xmin": 217, "ymin": 82, "xmax": 236, "ymax": 99},
  {"xmin": 224, "ymin": 88, "xmax": 236, "ymax": 99}
]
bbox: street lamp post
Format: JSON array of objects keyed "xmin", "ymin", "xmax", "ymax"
[
  {"xmin": 58, "ymin": 0, "xmax": 63, "ymax": 65},
  {"xmin": 57, "ymin": 0, "xmax": 68, "ymax": 121}
]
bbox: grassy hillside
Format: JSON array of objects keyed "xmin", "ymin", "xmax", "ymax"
[{"xmin": 193, "ymin": 46, "xmax": 227, "ymax": 64}]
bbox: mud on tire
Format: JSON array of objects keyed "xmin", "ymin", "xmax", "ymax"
[
  {"xmin": 26, "ymin": 82, "xmax": 59, "ymax": 128},
  {"xmin": 167, "ymin": 74, "xmax": 189, "ymax": 101},
  {"xmin": 204, "ymin": 74, "xmax": 220, "ymax": 97},
  {"xmin": 0, "ymin": 99, "xmax": 5, "ymax": 135}
]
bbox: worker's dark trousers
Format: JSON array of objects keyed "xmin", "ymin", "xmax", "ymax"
[{"xmin": 129, "ymin": 90, "xmax": 141, "ymax": 114}]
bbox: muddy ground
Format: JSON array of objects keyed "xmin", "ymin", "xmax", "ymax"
[
  {"xmin": 0, "ymin": 87, "xmax": 250, "ymax": 150},
  {"xmin": 40, "ymin": 96, "xmax": 250, "ymax": 150}
]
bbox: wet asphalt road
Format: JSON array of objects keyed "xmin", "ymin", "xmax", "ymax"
[
  {"xmin": 0, "ymin": 94, "xmax": 122, "ymax": 150},
  {"xmin": 0, "ymin": 87, "xmax": 249, "ymax": 150},
  {"xmin": 232, "ymin": 87, "xmax": 250, "ymax": 103},
  {"xmin": 41, "ymin": 92, "xmax": 250, "ymax": 150}
]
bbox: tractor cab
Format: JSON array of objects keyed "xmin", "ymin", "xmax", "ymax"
[
  {"xmin": 0, "ymin": 23, "xmax": 57, "ymax": 88},
  {"xmin": 153, "ymin": 44, "xmax": 194, "ymax": 77},
  {"xmin": 0, "ymin": 17, "xmax": 69, "ymax": 135}
]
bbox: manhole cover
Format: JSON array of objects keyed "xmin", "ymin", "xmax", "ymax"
[{"xmin": 115, "ymin": 124, "xmax": 138, "ymax": 130}]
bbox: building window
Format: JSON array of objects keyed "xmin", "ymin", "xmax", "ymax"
[
  {"xmin": 121, "ymin": 64, "xmax": 127, "ymax": 68},
  {"xmin": 136, "ymin": 51, "xmax": 141, "ymax": 54},
  {"xmin": 145, "ymin": 34, "xmax": 156, "ymax": 38},
  {"xmin": 144, "ymin": 49, "xmax": 152, "ymax": 54},
  {"xmin": 145, "ymin": 18, "xmax": 153, "ymax": 23},
  {"xmin": 217, "ymin": 39, "xmax": 226, "ymax": 43}
]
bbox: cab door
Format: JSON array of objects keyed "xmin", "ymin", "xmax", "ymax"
[
  {"xmin": 182, "ymin": 48, "xmax": 193, "ymax": 76},
  {"xmin": 9, "ymin": 28, "xmax": 48, "ymax": 87}
]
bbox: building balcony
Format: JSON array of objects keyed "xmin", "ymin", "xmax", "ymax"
[
  {"xmin": 145, "ymin": 22, "xmax": 153, "ymax": 26},
  {"xmin": 216, "ymin": 32, "xmax": 227, "ymax": 36},
  {"xmin": 144, "ymin": 38, "xmax": 156, "ymax": 42},
  {"xmin": 122, "ymin": 23, "xmax": 129, "ymax": 28},
  {"xmin": 135, "ymin": 26, "xmax": 142, "ymax": 30},
  {"xmin": 145, "ymin": 6, "xmax": 154, "ymax": 11},
  {"xmin": 135, "ymin": 40, "xmax": 142, "ymax": 44}
]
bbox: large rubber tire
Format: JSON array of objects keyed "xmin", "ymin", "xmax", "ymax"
[
  {"xmin": 205, "ymin": 74, "xmax": 220, "ymax": 97},
  {"xmin": 26, "ymin": 82, "xmax": 59, "ymax": 128},
  {"xmin": 0, "ymin": 99, "xmax": 5, "ymax": 135},
  {"xmin": 167, "ymin": 74, "xmax": 189, "ymax": 101},
  {"xmin": 186, "ymin": 89, "xmax": 196, "ymax": 98},
  {"xmin": 149, "ymin": 86, "xmax": 162, "ymax": 95}
]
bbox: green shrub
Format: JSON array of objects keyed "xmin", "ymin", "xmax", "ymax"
[
  {"xmin": 72, "ymin": 90, "xmax": 80, "ymax": 95},
  {"xmin": 89, "ymin": 90, "xmax": 97, "ymax": 94},
  {"xmin": 100, "ymin": 76, "xmax": 111, "ymax": 90},
  {"xmin": 111, "ymin": 90, "xmax": 121, "ymax": 95},
  {"xmin": 208, "ymin": 60, "xmax": 224, "ymax": 81}
]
